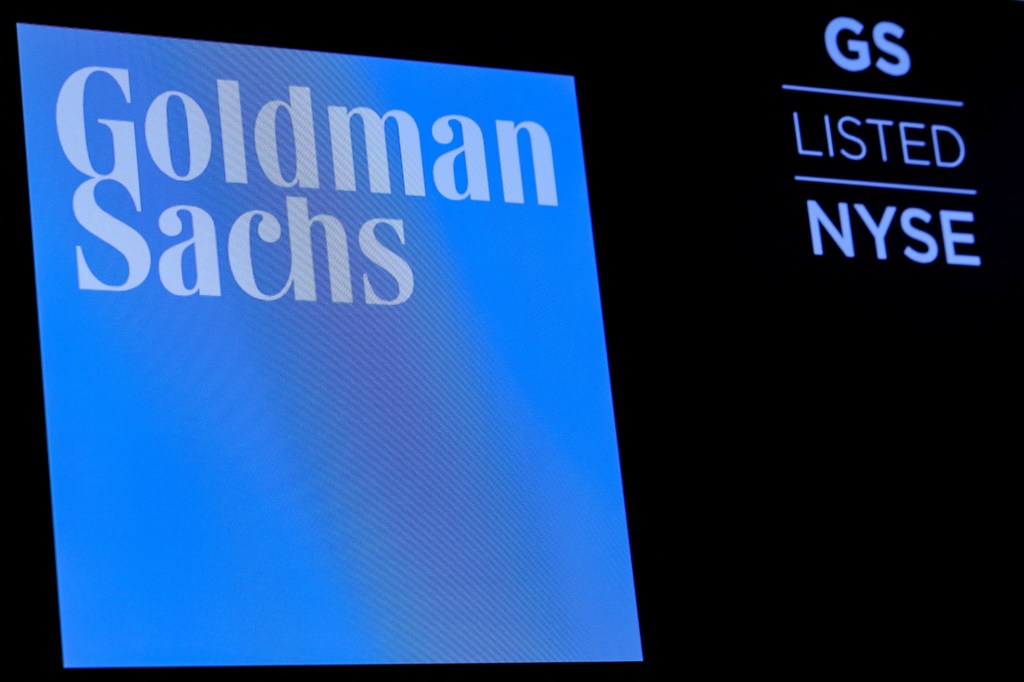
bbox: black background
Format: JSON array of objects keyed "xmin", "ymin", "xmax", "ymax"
[{"xmin": 7, "ymin": 1, "xmax": 1022, "ymax": 677}]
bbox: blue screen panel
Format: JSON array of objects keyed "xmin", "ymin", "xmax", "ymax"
[{"xmin": 17, "ymin": 23, "xmax": 641, "ymax": 668}]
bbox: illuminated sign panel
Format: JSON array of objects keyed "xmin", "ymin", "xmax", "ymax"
[
  {"xmin": 790, "ymin": 16, "xmax": 980, "ymax": 267},
  {"xmin": 17, "ymin": 23, "xmax": 641, "ymax": 667},
  {"xmin": 718, "ymin": 5, "xmax": 1022, "ymax": 337}
]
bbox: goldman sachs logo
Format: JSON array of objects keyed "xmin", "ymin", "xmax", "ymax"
[{"xmin": 55, "ymin": 66, "xmax": 560, "ymax": 304}]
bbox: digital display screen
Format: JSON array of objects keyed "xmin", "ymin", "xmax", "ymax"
[
  {"xmin": 17, "ymin": 23, "xmax": 642, "ymax": 668},
  {"xmin": 721, "ymin": 6, "xmax": 1023, "ymax": 334},
  {"xmin": 12, "ymin": 1, "xmax": 1022, "ymax": 677}
]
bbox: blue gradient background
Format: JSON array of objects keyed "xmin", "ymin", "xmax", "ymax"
[{"xmin": 18, "ymin": 24, "xmax": 640, "ymax": 667}]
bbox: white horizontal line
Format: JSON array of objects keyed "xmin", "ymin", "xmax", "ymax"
[
  {"xmin": 794, "ymin": 175, "xmax": 977, "ymax": 196},
  {"xmin": 782, "ymin": 84, "xmax": 964, "ymax": 107}
]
